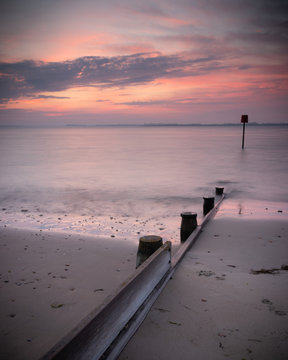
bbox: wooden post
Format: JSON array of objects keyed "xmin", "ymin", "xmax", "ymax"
[
  {"xmin": 203, "ymin": 197, "xmax": 215, "ymax": 215},
  {"xmin": 180, "ymin": 212, "xmax": 197, "ymax": 243},
  {"xmin": 136, "ymin": 235, "xmax": 163, "ymax": 268},
  {"xmin": 45, "ymin": 242, "xmax": 172, "ymax": 360},
  {"xmin": 41, "ymin": 194, "xmax": 226, "ymax": 360},
  {"xmin": 215, "ymin": 187, "xmax": 224, "ymax": 195},
  {"xmin": 241, "ymin": 114, "xmax": 248, "ymax": 149}
]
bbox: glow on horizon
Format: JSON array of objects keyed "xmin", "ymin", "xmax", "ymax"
[{"xmin": 0, "ymin": 0, "xmax": 287, "ymax": 125}]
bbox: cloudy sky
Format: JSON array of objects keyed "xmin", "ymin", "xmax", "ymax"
[{"xmin": 0, "ymin": 0, "xmax": 287, "ymax": 126}]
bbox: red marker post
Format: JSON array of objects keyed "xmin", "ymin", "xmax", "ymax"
[{"xmin": 241, "ymin": 114, "xmax": 248, "ymax": 149}]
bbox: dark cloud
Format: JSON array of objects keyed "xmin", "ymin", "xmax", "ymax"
[
  {"xmin": 31, "ymin": 94, "xmax": 70, "ymax": 99},
  {"xmin": 127, "ymin": 2, "xmax": 166, "ymax": 17},
  {"xmin": 226, "ymin": 16, "xmax": 288, "ymax": 56},
  {"xmin": 0, "ymin": 53, "xmax": 220, "ymax": 103},
  {"xmin": 121, "ymin": 98, "xmax": 233, "ymax": 107}
]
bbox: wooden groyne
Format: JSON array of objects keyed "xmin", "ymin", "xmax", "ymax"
[{"xmin": 42, "ymin": 189, "xmax": 225, "ymax": 360}]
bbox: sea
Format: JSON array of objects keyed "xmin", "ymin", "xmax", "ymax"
[{"xmin": 1, "ymin": 125, "xmax": 288, "ymax": 243}]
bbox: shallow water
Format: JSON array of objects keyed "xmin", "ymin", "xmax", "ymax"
[{"xmin": 0, "ymin": 125, "xmax": 287, "ymax": 241}]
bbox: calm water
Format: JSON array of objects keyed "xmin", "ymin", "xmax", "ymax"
[{"xmin": 0, "ymin": 126, "xmax": 288, "ymax": 239}]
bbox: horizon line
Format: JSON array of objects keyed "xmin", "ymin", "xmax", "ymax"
[{"xmin": 0, "ymin": 122, "xmax": 288, "ymax": 129}]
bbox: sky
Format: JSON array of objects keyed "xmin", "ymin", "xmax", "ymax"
[{"xmin": 0, "ymin": 0, "xmax": 287, "ymax": 126}]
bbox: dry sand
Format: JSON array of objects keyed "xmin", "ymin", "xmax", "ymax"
[
  {"xmin": 119, "ymin": 200, "xmax": 288, "ymax": 360},
  {"xmin": 0, "ymin": 227, "xmax": 136, "ymax": 360}
]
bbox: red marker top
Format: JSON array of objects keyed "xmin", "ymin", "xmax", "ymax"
[{"xmin": 241, "ymin": 115, "xmax": 248, "ymax": 123}]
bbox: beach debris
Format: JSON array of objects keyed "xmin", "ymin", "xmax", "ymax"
[
  {"xmin": 261, "ymin": 299, "xmax": 286, "ymax": 316},
  {"xmin": 8, "ymin": 313, "xmax": 16, "ymax": 318},
  {"xmin": 93, "ymin": 288, "xmax": 104, "ymax": 292},
  {"xmin": 248, "ymin": 338, "xmax": 262, "ymax": 343},
  {"xmin": 250, "ymin": 264, "xmax": 288, "ymax": 274},
  {"xmin": 227, "ymin": 264, "xmax": 236, "ymax": 268},
  {"xmin": 154, "ymin": 307, "xmax": 170, "ymax": 313},
  {"xmin": 251, "ymin": 268, "xmax": 278, "ymax": 274},
  {"xmin": 215, "ymin": 274, "xmax": 226, "ymax": 280},
  {"xmin": 50, "ymin": 302, "xmax": 64, "ymax": 309},
  {"xmin": 217, "ymin": 332, "xmax": 226, "ymax": 338},
  {"xmin": 274, "ymin": 310, "xmax": 287, "ymax": 316},
  {"xmin": 168, "ymin": 320, "xmax": 181, "ymax": 326},
  {"xmin": 262, "ymin": 299, "xmax": 272, "ymax": 305},
  {"xmin": 198, "ymin": 270, "xmax": 215, "ymax": 277}
]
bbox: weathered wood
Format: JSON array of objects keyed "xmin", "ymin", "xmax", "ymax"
[
  {"xmin": 102, "ymin": 256, "xmax": 174, "ymax": 359},
  {"xmin": 43, "ymin": 194, "xmax": 225, "ymax": 360},
  {"xmin": 201, "ymin": 194, "xmax": 224, "ymax": 227},
  {"xmin": 42, "ymin": 242, "xmax": 171, "ymax": 360},
  {"xmin": 180, "ymin": 212, "xmax": 197, "ymax": 243},
  {"xmin": 215, "ymin": 187, "xmax": 224, "ymax": 195},
  {"xmin": 172, "ymin": 194, "xmax": 225, "ymax": 268},
  {"xmin": 241, "ymin": 115, "xmax": 248, "ymax": 149},
  {"xmin": 136, "ymin": 235, "xmax": 163, "ymax": 268},
  {"xmin": 203, "ymin": 196, "xmax": 215, "ymax": 215}
]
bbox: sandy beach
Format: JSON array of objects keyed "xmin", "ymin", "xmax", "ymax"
[
  {"xmin": 0, "ymin": 198, "xmax": 287, "ymax": 360},
  {"xmin": 0, "ymin": 227, "xmax": 136, "ymax": 360},
  {"xmin": 1, "ymin": 0, "xmax": 288, "ymax": 356},
  {"xmin": 119, "ymin": 199, "xmax": 288, "ymax": 360}
]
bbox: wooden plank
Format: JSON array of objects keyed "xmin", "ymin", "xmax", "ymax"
[
  {"xmin": 172, "ymin": 194, "xmax": 225, "ymax": 268},
  {"xmin": 42, "ymin": 241, "xmax": 171, "ymax": 360},
  {"xmin": 102, "ymin": 257, "xmax": 174, "ymax": 359},
  {"xmin": 171, "ymin": 226, "xmax": 202, "ymax": 268},
  {"xmin": 201, "ymin": 194, "xmax": 225, "ymax": 227},
  {"xmin": 43, "ymin": 194, "xmax": 225, "ymax": 360},
  {"xmin": 105, "ymin": 194, "xmax": 225, "ymax": 358}
]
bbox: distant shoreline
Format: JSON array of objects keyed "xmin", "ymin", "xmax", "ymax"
[
  {"xmin": 67, "ymin": 122, "xmax": 288, "ymax": 128},
  {"xmin": 0, "ymin": 122, "xmax": 287, "ymax": 129}
]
